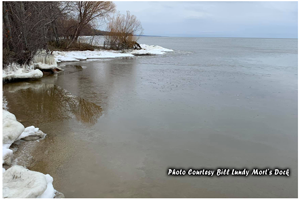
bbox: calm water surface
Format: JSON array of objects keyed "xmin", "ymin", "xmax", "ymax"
[{"xmin": 3, "ymin": 37, "xmax": 297, "ymax": 197}]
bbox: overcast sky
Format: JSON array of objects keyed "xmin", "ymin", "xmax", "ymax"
[{"xmin": 112, "ymin": 1, "xmax": 298, "ymax": 38}]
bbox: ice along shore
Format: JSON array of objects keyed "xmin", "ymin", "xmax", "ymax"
[{"xmin": 3, "ymin": 44, "xmax": 173, "ymax": 82}]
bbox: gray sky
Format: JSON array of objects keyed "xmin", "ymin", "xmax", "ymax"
[{"xmin": 112, "ymin": 1, "xmax": 298, "ymax": 38}]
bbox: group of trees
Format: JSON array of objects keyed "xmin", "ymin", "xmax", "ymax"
[
  {"xmin": 3, "ymin": 2, "xmax": 65, "ymax": 65},
  {"xmin": 3, "ymin": 1, "xmax": 143, "ymax": 67}
]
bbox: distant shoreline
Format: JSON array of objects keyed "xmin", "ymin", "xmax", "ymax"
[{"xmin": 79, "ymin": 33, "xmax": 297, "ymax": 39}]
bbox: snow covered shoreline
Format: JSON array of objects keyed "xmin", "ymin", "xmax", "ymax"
[
  {"xmin": 3, "ymin": 44, "xmax": 173, "ymax": 82},
  {"xmin": 2, "ymin": 64, "xmax": 43, "ymax": 82},
  {"xmin": 52, "ymin": 44, "xmax": 173, "ymax": 62},
  {"xmin": 2, "ymin": 110, "xmax": 63, "ymax": 198}
]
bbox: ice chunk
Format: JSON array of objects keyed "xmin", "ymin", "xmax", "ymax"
[
  {"xmin": 3, "ymin": 165, "xmax": 52, "ymax": 198},
  {"xmin": 3, "ymin": 110, "xmax": 24, "ymax": 165},
  {"xmin": 33, "ymin": 53, "xmax": 57, "ymax": 66},
  {"xmin": 38, "ymin": 174, "xmax": 56, "ymax": 198},
  {"xmin": 3, "ymin": 145, "xmax": 13, "ymax": 165},
  {"xmin": 3, "ymin": 110, "xmax": 17, "ymax": 121},
  {"xmin": 18, "ymin": 126, "xmax": 46, "ymax": 141},
  {"xmin": 3, "ymin": 110, "xmax": 25, "ymax": 145}
]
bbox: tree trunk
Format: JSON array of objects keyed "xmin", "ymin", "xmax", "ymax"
[
  {"xmin": 52, "ymin": 21, "xmax": 59, "ymax": 44},
  {"xmin": 20, "ymin": 2, "xmax": 28, "ymax": 49},
  {"xmin": 66, "ymin": 26, "xmax": 80, "ymax": 49},
  {"xmin": 3, "ymin": 3, "xmax": 14, "ymax": 50}
]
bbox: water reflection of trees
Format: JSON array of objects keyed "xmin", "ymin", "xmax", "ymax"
[
  {"xmin": 3, "ymin": 82, "xmax": 102, "ymax": 126},
  {"xmin": 71, "ymin": 98, "xmax": 102, "ymax": 125}
]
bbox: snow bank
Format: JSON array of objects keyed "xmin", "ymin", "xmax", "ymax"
[
  {"xmin": 131, "ymin": 44, "xmax": 173, "ymax": 55},
  {"xmin": 52, "ymin": 50, "xmax": 134, "ymax": 62},
  {"xmin": 3, "ymin": 53, "xmax": 61, "ymax": 81},
  {"xmin": 3, "ymin": 63, "xmax": 43, "ymax": 81},
  {"xmin": 51, "ymin": 44, "xmax": 173, "ymax": 63},
  {"xmin": 3, "ymin": 43, "xmax": 173, "ymax": 80},
  {"xmin": 18, "ymin": 126, "xmax": 46, "ymax": 141},
  {"xmin": 3, "ymin": 44, "xmax": 173, "ymax": 76},
  {"xmin": 3, "ymin": 68, "xmax": 43, "ymax": 81},
  {"xmin": 3, "ymin": 165, "xmax": 56, "ymax": 198}
]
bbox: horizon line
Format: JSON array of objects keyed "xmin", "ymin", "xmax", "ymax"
[{"xmin": 140, "ymin": 35, "xmax": 298, "ymax": 39}]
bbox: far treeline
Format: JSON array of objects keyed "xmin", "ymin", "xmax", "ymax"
[{"xmin": 3, "ymin": 1, "xmax": 143, "ymax": 67}]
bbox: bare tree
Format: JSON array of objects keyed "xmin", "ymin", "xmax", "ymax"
[
  {"xmin": 47, "ymin": 2, "xmax": 73, "ymax": 45},
  {"xmin": 3, "ymin": 2, "xmax": 69, "ymax": 66},
  {"xmin": 56, "ymin": 18, "xmax": 79, "ymax": 40},
  {"xmin": 105, "ymin": 11, "xmax": 143, "ymax": 50},
  {"xmin": 67, "ymin": 1, "xmax": 115, "ymax": 48}
]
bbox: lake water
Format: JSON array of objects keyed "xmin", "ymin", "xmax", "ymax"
[{"xmin": 3, "ymin": 37, "xmax": 298, "ymax": 197}]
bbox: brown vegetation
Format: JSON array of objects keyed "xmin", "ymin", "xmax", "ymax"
[
  {"xmin": 105, "ymin": 11, "xmax": 143, "ymax": 50},
  {"xmin": 3, "ymin": 1, "xmax": 116, "ymax": 67},
  {"xmin": 48, "ymin": 40, "xmax": 101, "ymax": 51},
  {"xmin": 3, "ymin": 2, "xmax": 67, "ymax": 65}
]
